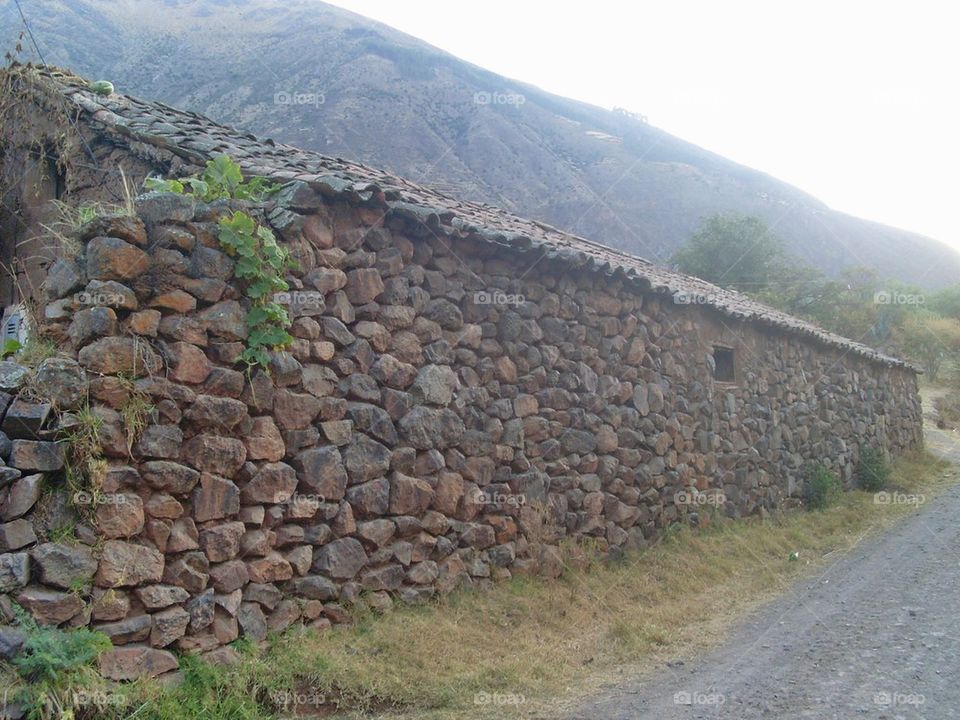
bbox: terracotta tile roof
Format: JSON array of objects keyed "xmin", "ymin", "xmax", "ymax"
[{"xmin": 14, "ymin": 66, "xmax": 917, "ymax": 371}]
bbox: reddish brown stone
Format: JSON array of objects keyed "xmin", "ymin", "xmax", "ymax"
[
  {"xmin": 90, "ymin": 376, "xmax": 133, "ymax": 407},
  {"xmin": 135, "ymin": 584, "xmax": 190, "ymax": 610},
  {"xmin": 141, "ymin": 461, "xmax": 200, "ymax": 494},
  {"xmin": 99, "ymin": 647, "xmax": 179, "ymax": 680},
  {"xmin": 240, "ymin": 529, "xmax": 272, "ymax": 557},
  {"xmin": 167, "ymin": 342, "xmax": 212, "ymax": 384},
  {"xmin": 184, "ymin": 395, "xmax": 248, "ymax": 431},
  {"xmin": 197, "ymin": 300, "xmax": 247, "ymax": 341},
  {"xmin": 166, "ymin": 517, "xmax": 199, "ymax": 552},
  {"xmin": 145, "ymin": 520, "xmax": 171, "ymax": 552},
  {"xmin": 181, "ymin": 435, "xmax": 246, "ymax": 476},
  {"xmin": 95, "ymin": 493, "xmax": 145, "ymax": 539},
  {"xmin": 244, "ymin": 416, "xmax": 285, "ymax": 461},
  {"xmin": 91, "ymin": 588, "xmax": 130, "ymax": 621},
  {"xmin": 389, "ymin": 473, "xmax": 434, "ymax": 515},
  {"xmin": 77, "ymin": 337, "xmax": 162, "ymax": 376},
  {"xmin": 162, "ymin": 552, "xmax": 209, "ymax": 594},
  {"xmin": 212, "ymin": 607, "xmax": 240, "ymax": 644},
  {"xmin": 128, "ymin": 309, "xmax": 162, "ymax": 336},
  {"xmin": 209, "ymin": 559, "xmax": 249, "ymax": 593},
  {"xmin": 432, "ymin": 471, "xmax": 465, "ymax": 516},
  {"xmin": 344, "ymin": 268, "xmax": 385, "ymax": 305},
  {"xmin": 240, "ymin": 462, "xmax": 297, "ymax": 504},
  {"xmin": 266, "ymin": 599, "xmax": 301, "ymax": 633},
  {"xmin": 272, "ymin": 389, "xmax": 322, "ymax": 430},
  {"xmin": 95, "ymin": 541, "xmax": 164, "ymax": 588},
  {"xmin": 199, "ymin": 522, "xmax": 246, "ymax": 562},
  {"xmin": 16, "ymin": 586, "xmax": 85, "ymax": 625},
  {"xmin": 191, "ymin": 473, "xmax": 240, "ymax": 522},
  {"xmin": 144, "ymin": 493, "xmax": 184, "ymax": 519},
  {"xmin": 86, "ymin": 236, "xmax": 150, "ymax": 281},
  {"xmin": 159, "ymin": 316, "xmax": 208, "ymax": 346},
  {"xmin": 150, "ymin": 606, "xmax": 190, "ymax": 647},
  {"xmin": 247, "ymin": 552, "xmax": 293, "ymax": 583},
  {"xmin": 150, "ymin": 290, "xmax": 197, "ymax": 313}
]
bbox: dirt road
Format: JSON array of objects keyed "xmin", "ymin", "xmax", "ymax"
[{"xmin": 570, "ymin": 426, "xmax": 960, "ymax": 720}]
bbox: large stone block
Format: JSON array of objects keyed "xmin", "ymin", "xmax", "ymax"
[
  {"xmin": 31, "ymin": 542, "xmax": 97, "ymax": 589},
  {"xmin": 95, "ymin": 541, "xmax": 164, "ymax": 587}
]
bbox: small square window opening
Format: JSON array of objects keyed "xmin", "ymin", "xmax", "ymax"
[{"xmin": 713, "ymin": 346, "xmax": 735, "ymax": 382}]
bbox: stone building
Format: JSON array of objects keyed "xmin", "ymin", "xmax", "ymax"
[{"xmin": 0, "ymin": 66, "xmax": 922, "ymax": 675}]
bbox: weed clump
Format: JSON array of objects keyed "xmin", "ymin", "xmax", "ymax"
[{"xmin": 804, "ymin": 462, "xmax": 842, "ymax": 510}]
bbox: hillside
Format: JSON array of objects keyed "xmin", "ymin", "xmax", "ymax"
[{"xmin": 3, "ymin": 0, "xmax": 958, "ymax": 287}]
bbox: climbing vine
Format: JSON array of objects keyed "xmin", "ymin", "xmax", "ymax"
[{"xmin": 145, "ymin": 154, "xmax": 294, "ymax": 369}]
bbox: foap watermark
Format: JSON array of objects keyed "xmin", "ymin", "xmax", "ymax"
[
  {"xmin": 474, "ymin": 691, "xmax": 526, "ymax": 706},
  {"xmin": 74, "ymin": 291, "xmax": 126, "ymax": 307},
  {"xmin": 274, "ymin": 90, "xmax": 326, "ymax": 108},
  {"xmin": 673, "ymin": 690, "xmax": 726, "ymax": 706},
  {"xmin": 874, "ymin": 690, "xmax": 925, "ymax": 707},
  {"xmin": 472, "ymin": 489, "xmax": 526, "ymax": 508},
  {"xmin": 270, "ymin": 688, "xmax": 329, "ymax": 710},
  {"xmin": 473, "ymin": 91, "xmax": 525, "ymax": 106},
  {"xmin": 673, "ymin": 290, "xmax": 716, "ymax": 305},
  {"xmin": 280, "ymin": 490, "xmax": 326, "ymax": 505},
  {"xmin": 72, "ymin": 689, "xmax": 125, "ymax": 708},
  {"xmin": 72, "ymin": 491, "xmax": 128, "ymax": 507},
  {"xmin": 874, "ymin": 490, "xmax": 925, "ymax": 507},
  {"xmin": 674, "ymin": 489, "xmax": 726, "ymax": 507},
  {"xmin": 273, "ymin": 290, "xmax": 324, "ymax": 309},
  {"xmin": 874, "ymin": 290, "xmax": 924, "ymax": 306},
  {"xmin": 473, "ymin": 290, "xmax": 525, "ymax": 307}
]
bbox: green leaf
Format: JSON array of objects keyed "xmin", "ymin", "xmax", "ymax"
[
  {"xmin": 184, "ymin": 178, "xmax": 210, "ymax": 198},
  {"xmin": 204, "ymin": 154, "xmax": 244, "ymax": 197},
  {"xmin": 235, "ymin": 256, "xmax": 261, "ymax": 280},
  {"xmin": 3, "ymin": 338, "xmax": 23, "ymax": 358},
  {"xmin": 144, "ymin": 177, "xmax": 184, "ymax": 194}
]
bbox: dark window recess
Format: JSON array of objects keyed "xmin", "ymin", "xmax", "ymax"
[
  {"xmin": 47, "ymin": 155, "xmax": 66, "ymax": 200},
  {"xmin": 713, "ymin": 347, "xmax": 735, "ymax": 382}
]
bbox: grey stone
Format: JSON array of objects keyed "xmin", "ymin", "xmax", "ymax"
[
  {"xmin": 410, "ymin": 364, "xmax": 459, "ymax": 405},
  {"xmin": 312, "ymin": 537, "xmax": 368, "ymax": 580},
  {"xmin": 31, "ymin": 542, "xmax": 97, "ymax": 589},
  {"xmin": 0, "ymin": 552, "xmax": 30, "ymax": 592},
  {"xmin": 0, "ymin": 519, "xmax": 36, "ymax": 551},
  {"xmin": 0, "ymin": 474, "xmax": 43, "ymax": 521},
  {"xmin": 32, "ymin": 358, "xmax": 87, "ymax": 410}
]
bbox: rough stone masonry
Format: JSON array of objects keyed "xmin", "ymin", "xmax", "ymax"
[{"xmin": 0, "ymin": 67, "xmax": 923, "ymax": 679}]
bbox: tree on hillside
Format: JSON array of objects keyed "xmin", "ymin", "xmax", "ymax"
[
  {"xmin": 897, "ymin": 313, "xmax": 960, "ymax": 380},
  {"xmin": 672, "ymin": 214, "xmax": 787, "ymax": 292},
  {"xmin": 928, "ymin": 284, "xmax": 960, "ymax": 321}
]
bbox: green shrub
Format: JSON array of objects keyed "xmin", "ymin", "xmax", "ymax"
[
  {"xmin": 7, "ymin": 607, "xmax": 113, "ymax": 719},
  {"xmin": 856, "ymin": 446, "xmax": 890, "ymax": 491},
  {"xmin": 13, "ymin": 625, "xmax": 111, "ymax": 683},
  {"xmin": 804, "ymin": 463, "xmax": 842, "ymax": 510}
]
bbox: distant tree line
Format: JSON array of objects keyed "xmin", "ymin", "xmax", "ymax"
[{"xmin": 672, "ymin": 213, "xmax": 960, "ymax": 383}]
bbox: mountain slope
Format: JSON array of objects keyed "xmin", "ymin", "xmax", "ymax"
[{"xmin": 3, "ymin": 0, "xmax": 958, "ymax": 287}]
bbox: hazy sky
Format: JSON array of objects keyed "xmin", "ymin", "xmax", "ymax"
[{"xmin": 328, "ymin": 0, "xmax": 959, "ymax": 251}]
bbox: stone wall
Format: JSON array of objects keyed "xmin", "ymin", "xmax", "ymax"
[{"xmin": 0, "ymin": 185, "xmax": 922, "ymax": 676}]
